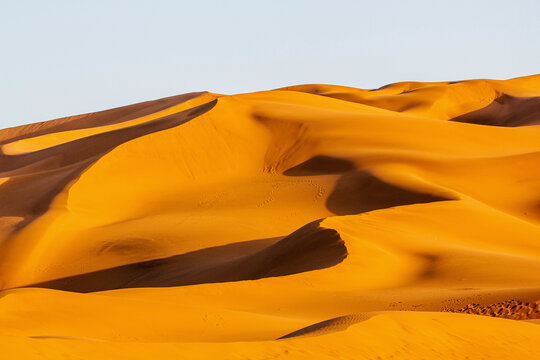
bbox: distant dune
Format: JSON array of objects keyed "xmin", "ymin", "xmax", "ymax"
[{"xmin": 1, "ymin": 75, "xmax": 540, "ymax": 359}]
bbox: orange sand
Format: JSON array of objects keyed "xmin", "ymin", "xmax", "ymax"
[{"xmin": 1, "ymin": 75, "xmax": 540, "ymax": 358}]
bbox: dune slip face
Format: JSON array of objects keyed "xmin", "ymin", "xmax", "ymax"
[{"xmin": 1, "ymin": 75, "xmax": 540, "ymax": 359}]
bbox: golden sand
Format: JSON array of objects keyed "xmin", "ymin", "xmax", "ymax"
[{"xmin": 0, "ymin": 75, "xmax": 539, "ymax": 358}]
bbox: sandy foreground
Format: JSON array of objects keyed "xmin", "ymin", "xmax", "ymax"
[{"xmin": 0, "ymin": 76, "xmax": 539, "ymax": 359}]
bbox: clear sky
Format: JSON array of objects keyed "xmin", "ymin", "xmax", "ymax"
[{"xmin": 1, "ymin": 0, "xmax": 539, "ymax": 128}]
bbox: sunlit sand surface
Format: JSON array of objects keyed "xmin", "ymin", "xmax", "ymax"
[{"xmin": 1, "ymin": 75, "xmax": 539, "ymax": 358}]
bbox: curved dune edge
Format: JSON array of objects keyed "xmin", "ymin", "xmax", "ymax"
[
  {"xmin": 1, "ymin": 92, "xmax": 220, "ymax": 155},
  {"xmin": 27, "ymin": 219, "xmax": 347, "ymax": 292},
  {"xmin": 277, "ymin": 312, "xmax": 383, "ymax": 339},
  {"xmin": 0, "ymin": 92, "xmax": 215, "ymax": 145}
]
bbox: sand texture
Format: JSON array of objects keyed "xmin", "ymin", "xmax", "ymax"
[{"xmin": 1, "ymin": 75, "xmax": 540, "ymax": 359}]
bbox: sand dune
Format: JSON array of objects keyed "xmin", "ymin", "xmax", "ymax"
[
  {"xmin": 30, "ymin": 219, "xmax": 346, "ymax": 292},
  {"xmin": 451, "ymin": 94, "xmax": 540, "ymax": 126},
  {"xmin": 1, "ymin": 75, "xmax": 540, "ymax": 358}
]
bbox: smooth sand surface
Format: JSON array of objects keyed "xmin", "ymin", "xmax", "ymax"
[{"xmin": 0, "ymin": 75, "xmax": 539, "ymax": 358}]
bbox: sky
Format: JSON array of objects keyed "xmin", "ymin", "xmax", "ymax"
[{"xmin": 1, "ymin": 0, "xmax": 539, "ymax": 128}]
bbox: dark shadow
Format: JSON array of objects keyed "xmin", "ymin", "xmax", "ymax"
[
  {"xmin": 326, "ymin": 171, "xmax": 451, "ymax": 216},
  {"xmin": 370, "ymin": 83, "xmax": 394, "ymax": 91},
  {"xmin": 451, "ymin": 94, "xmax": 540, "ymax": 127},
  {"xmin": 399, "ymin": 88, "xmax": 420, "ymax": 95},
  {"xmin": 277, "ymin": 315, "xmax": 355, "ymax": 339},
  {"xmin": 0, "ymin": 92, "xmax": 207, "ymax": 145},
  {"xmin": 283, "ymin": 155, "xmax": 355, "ymax": 176},
  {"xmin": 27, "ymin": 219, "xmax": 347, "ymax": 293},
  {"xmin": 283, "ymin": 156, "xmax": 451, "ymax": 216},
  {"xmin": 0, "ymin": 100, "xmax": 217, "ymax": 231}
]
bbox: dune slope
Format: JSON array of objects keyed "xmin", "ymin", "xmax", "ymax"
[{"xmin": 1, "ymin": 75, "xmax": 540, "ymax": 358}]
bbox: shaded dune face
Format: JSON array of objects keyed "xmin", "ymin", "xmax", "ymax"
[
  {"xmin": 0, "ymin": 100, "xmax": 216, "ymax": 228},
  {"xmin": 283, "ymin": 155, "xmax": 356, "ymax": 176},
  {"xmin": 29, "ymin": 220, "xmax": 346, "ymax": 292},
  {"xmin": 326, "ymin": 171, "xmax": 452, "ymax": 215},
  {"xmin": 451, "ymin": 94, "xmax": 540, "ymax": 126},
  {"xmin": 278, "ymin": 314, "xmax": 369, "ymax": 339},
  {"xmin": 284, "ymin": 155, "xmax": 452, "ymax": 215},
  {"xmin": 2, "ymin": 75, "xmax": 540, "ymax": 358},
  {"xmin": 0, "ymin": 92, "xmax": 207, "ymax": 145}
]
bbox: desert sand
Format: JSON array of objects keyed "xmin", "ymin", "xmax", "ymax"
[{"xmin": 0, "ymin": 75, "xmax": 539, "ymax": 359}]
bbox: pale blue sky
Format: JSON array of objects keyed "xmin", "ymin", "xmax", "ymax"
[{"xmin": 1, "ymin": 0, "xmax": 539, "ymax": 128}]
